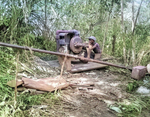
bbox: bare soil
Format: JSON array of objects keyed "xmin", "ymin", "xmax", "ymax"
[
  {"xmin": 24, "ymin": 57, "xmax": 131, "ymax": 117},
  {"xmin": 54, "ymin": 69, "xmax": 130, "ymax": 117}
]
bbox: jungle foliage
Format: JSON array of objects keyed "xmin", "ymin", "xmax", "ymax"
[
  {"xmin": 0, "ymin": 0, "xmax": 150, "ymax": 116},
  {"xmin": 0, "ymin": 0, "xmax": 150, "ymax": 66}
]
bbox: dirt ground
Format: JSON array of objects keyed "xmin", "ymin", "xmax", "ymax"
[
  {"xmin": 53, "ymin": 69, "xmax": 129, "ymax": 117},
  {"xmin": 45, "ymin": 59, "xmax": 130, "ymax": 117},
  {"xmin": 23, "ymin": 57, "xmax": 131, "ymax": 117}
]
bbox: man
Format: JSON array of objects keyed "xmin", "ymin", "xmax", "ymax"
[
  {"xmin": 80, "ymin": 36, "xmax": 101, "ymax": 62},
  {"xmin": 85, "ymin": 36, "xmax": 101, "ymax": 59}
]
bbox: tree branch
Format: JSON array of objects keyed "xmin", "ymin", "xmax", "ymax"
[{"xmin": 132, "ymin": 0, "xmax": 143, "ymax": 34}]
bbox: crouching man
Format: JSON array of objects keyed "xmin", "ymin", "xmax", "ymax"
[{"xmin": 80, "ymin": 36, "xmax": 101, "ymax": 62}]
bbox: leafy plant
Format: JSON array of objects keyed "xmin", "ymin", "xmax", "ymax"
[
  {"xmin": 109, "ymin": 98, "xmax": 147, "ymax": 117},
  {"xmin": 126, "ymin": 81, "xmax": 139, "ymax": 93}
]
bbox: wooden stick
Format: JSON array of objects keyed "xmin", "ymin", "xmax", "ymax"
[
  {"xmin": 14, "ymin": 52, "xmax": 19, "ymax": 107},
  {"xmin": 60, "ymin": 54, "xmax": 67, "ymax": 78},
  {"xmin": 0, "ymin": 42, "xmax": 131, "ymax": 70}
]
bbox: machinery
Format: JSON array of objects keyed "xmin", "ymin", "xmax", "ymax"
[
  {"xmin": 56, "ymin": 30, "xmax": 83, "ymax": 55},
  {"xmin": 0, "ymin": 42, "xmax": 147, "ymax": 79},
  {"xmin": 55, "ymin": 30, "xmax": 106, "ymax": 72}
]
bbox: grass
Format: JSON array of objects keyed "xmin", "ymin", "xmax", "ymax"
[
  {"xmin": 0, "ymin": 47, "xmax": 16, "ymax": 74},
  {"xmin": 109, "ymin": 75, "xmax": 150, "ymax": 117},
  {"xmin": 126, "ymin": 81, "xmax": 139, "ymax": 93},
  {"xmin": 109, "ymin": 97, "xmax": 147, "ymax": 117},
  {"xmin": 0, "ymin": 47, "xmax": 61, "ymax": 116},
  {"xmin": 0, "ymin": 72, "xmax": 60, "ymax": 117},
  {"xmin": 0, "ymin": 45, "xmax": 61, "ymax": 116}
]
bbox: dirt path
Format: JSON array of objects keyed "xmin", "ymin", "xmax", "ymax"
[
  {"xmin": 50, "ymin": 69, "xmax": 129, "ymax": 117},
  {"xmin": 28, "ymin": 57, "xmax": 130, "ymax": 117}
]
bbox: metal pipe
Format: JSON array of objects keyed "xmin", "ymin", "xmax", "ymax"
[
  {"xmin": 0, "ymin": 42, "xmax": 130, "ymax": 70},
  {"xmin": 74, "ymin": 43, "xmax": 88, "ymax": 48}
]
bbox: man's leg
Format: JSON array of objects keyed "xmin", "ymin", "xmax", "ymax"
[{"xmin": 86, "ymin": 45, "xmax": 93, "ymax": 59}]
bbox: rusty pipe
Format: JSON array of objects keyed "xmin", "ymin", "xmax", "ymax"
[
  {"xmin": 0, "ymin": 42, "xmax": 130, "ymax": 70},
  {"xmin": 74, "ymin": 43, "xmax": 89, "ymax": 48}
]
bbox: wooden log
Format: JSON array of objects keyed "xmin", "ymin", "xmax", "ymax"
[
  {"xmin": 22, "ymin": 77, "xmax": 69, "ymax": 92},
  {"xmin": 0, "ymin": 42, "xmax": 130, "ymax": 69}
]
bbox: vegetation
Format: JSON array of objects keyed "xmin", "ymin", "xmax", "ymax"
[
  {"xmin": 126, "ymin": 81, "xmax": 139, "ymax": 93},
  {"xmin": 0, "ymin": 74, "xmax": 60, "ymax": 117},
  {"xmin": 0, "ymin": 0, "xmax": 150, "ymax": 116},
  {"xmin": 109, "ymin": 97, "xmax": 147, "ymax": 117},
  {"xmin": 1, "ymin": 0, "xmax": 150, "ymax": 64},
  {"xmin": 109, "ymin": 75, "xmax": 150, "ymax": 117}
]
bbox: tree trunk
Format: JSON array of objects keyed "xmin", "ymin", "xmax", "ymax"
[
  {"xmin": 102, "ymin": 1, "xmax": 114, "ymax": 52},
  {"xmin": 102, "ymin": 13, "xmax": 110, "ymax": 52},
  {"xmin": 121, "ymin": 0, "xmax": 124, "ymax": 31},
  {"xmin": 131, "ymin": 0, "xmax": 143, "ymax": 65},
  {"xmin": 132, "ymin": 0, "xmax": 143, "ymax": 34},
  {"xmin": 131, "ymin": 0, "xmax": 134, "ymax": 33},
  {"xmin": 44, "ymin": 0, "xmax": 47, "ymax": 38},
  {"xmin": 112, "ymin": 35, "xmax": 116, "ymax": 55},
  {"xmin": 121, "ymin": 0, "xmax": 126, "ymax": 63},
  {"xmin": 45, "ymin": 0, "xmax": 47, "ymax": 30}
]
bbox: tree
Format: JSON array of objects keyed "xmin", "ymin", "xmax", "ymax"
[{"xmin": 131, "ymin": 0, "xmax": 143, "ymax": 65}]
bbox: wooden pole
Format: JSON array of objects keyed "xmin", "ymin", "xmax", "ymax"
[{"xmin": 0, "ymin": 42, "xmax": 130, "ymax": 70}]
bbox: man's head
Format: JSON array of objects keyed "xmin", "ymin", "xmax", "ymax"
[{"xmin": 87, "ymin": 36, "xmax": 96, "ymax": 44}]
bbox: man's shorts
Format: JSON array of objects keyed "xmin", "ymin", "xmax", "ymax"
[
  {"xmin": 84, "ymin": 51, "xmax": 95, "ymax": 59},
  {"xmin": 93, "ymin": 47, "xmax": 100, "ymax": 53}
]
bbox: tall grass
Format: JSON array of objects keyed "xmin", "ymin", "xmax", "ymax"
[
  {"xmin": 0, "ymin": 74, "xmax": 60, "ymax": 117},
  {"xmin": 0, "ymin": 45, "xmax": 59, "ymax": 117}
]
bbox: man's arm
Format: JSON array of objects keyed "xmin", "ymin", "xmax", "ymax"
[{"xmin": 88, "ymin": 43, "xmax": 97, "ymax": 50}]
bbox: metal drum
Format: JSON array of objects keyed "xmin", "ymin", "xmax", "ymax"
[{"xmin": 70, "ymin": 36, "xmax": 82, "ymax": 54}]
